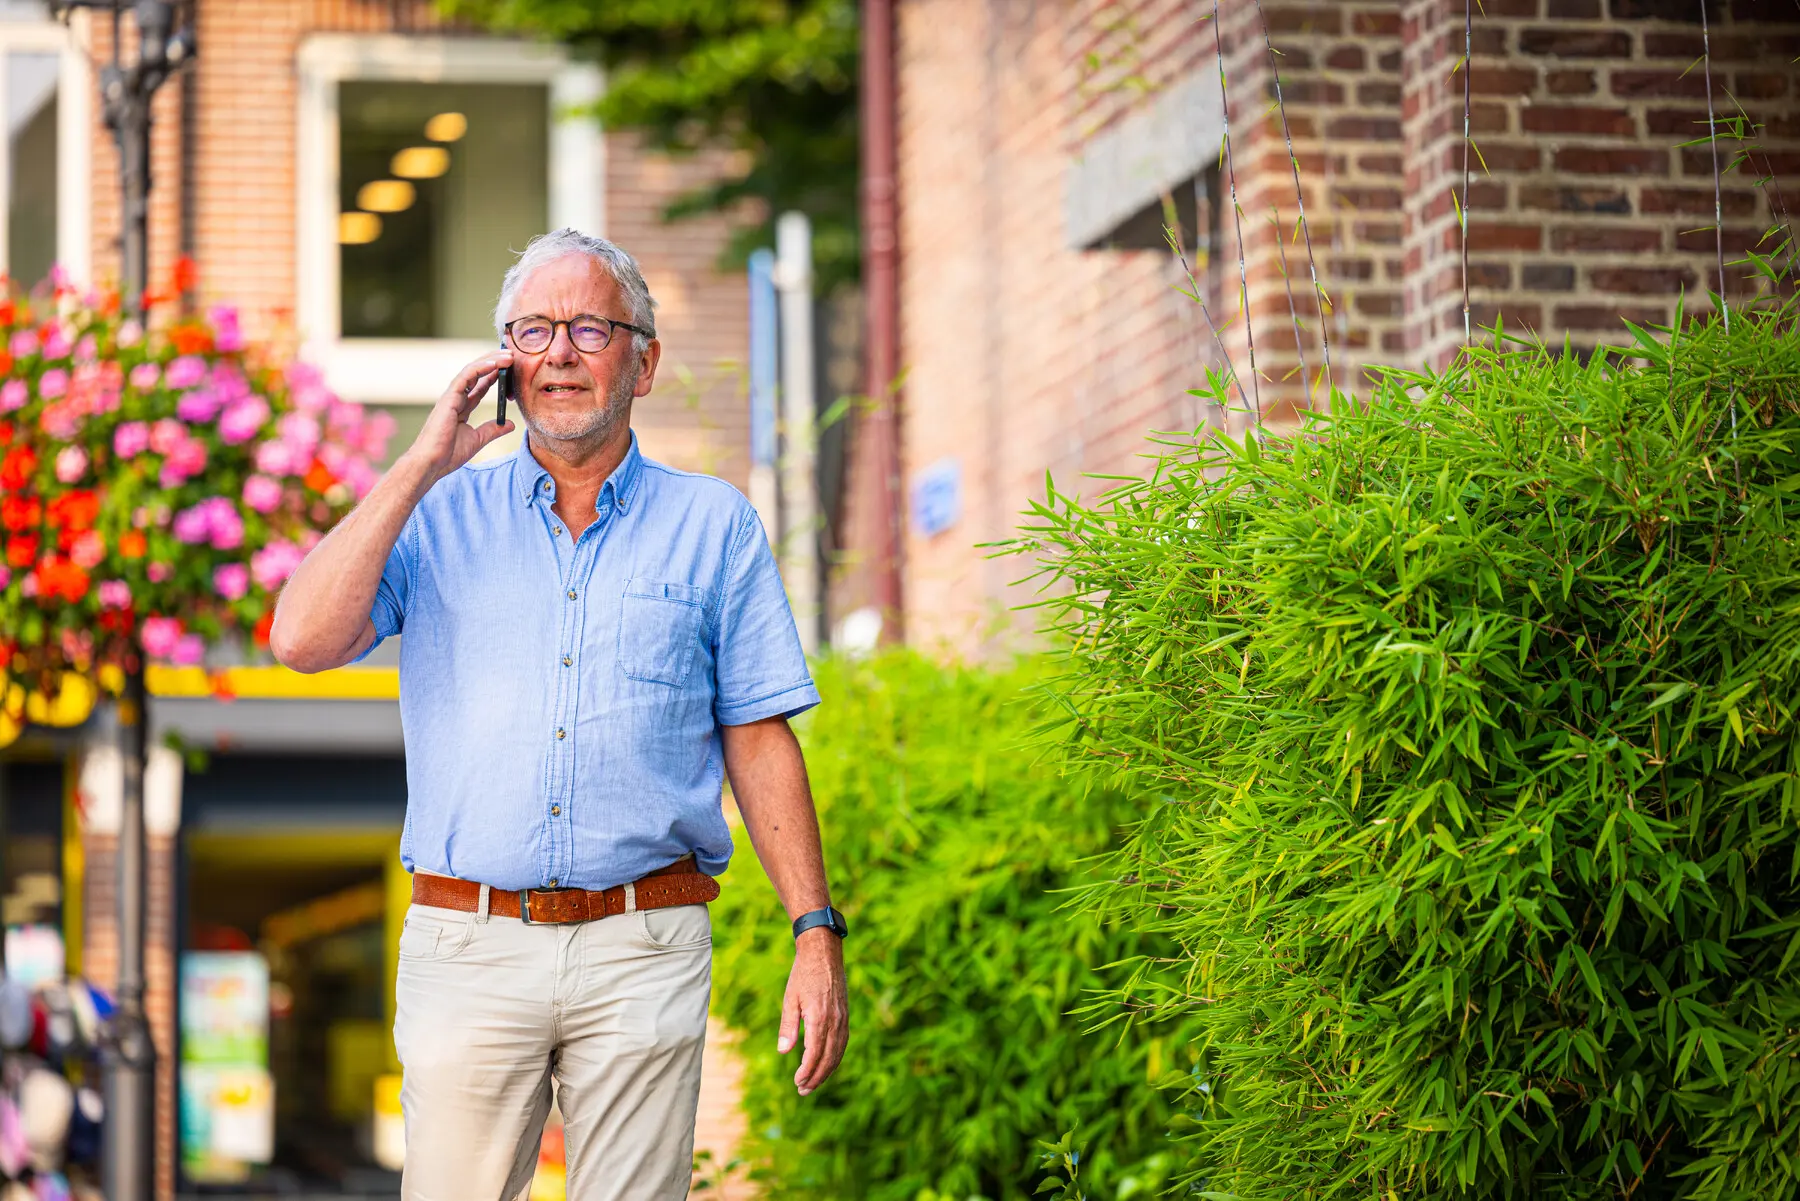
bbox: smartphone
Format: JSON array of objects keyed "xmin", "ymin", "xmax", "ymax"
[{"xmin": 496, "ymin": 341, "xmax": 515, "ymax": 427}]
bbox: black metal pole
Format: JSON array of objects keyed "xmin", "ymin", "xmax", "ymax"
[{"xmin": 62, "ymin": 5, "xmax": 193, "ymax": 1197}]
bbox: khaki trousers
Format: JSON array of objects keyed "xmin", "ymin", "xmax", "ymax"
[{"xmin": 393, "ymin": 897, "xmax": 713, "ymax": 1201}]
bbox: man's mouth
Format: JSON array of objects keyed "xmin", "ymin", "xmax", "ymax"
[{"xmin": 541, "ymin": 383, "xmax": 583, "ymax": 395}]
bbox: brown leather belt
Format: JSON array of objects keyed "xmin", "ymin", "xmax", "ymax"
[{"xmin": 410, "ymin": 857, "xmax": 720, "ymax": 925}]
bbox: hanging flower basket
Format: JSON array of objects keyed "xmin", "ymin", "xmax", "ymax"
[{"xmin": 0, "ymin": 268, "xmax": 390, "ymax": 740}]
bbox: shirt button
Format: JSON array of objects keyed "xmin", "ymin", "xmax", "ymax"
[
  {"xmin": 567, "ymin": 589, "xmax": 578, "ymax": 600},
  {"xmin": 542, "ymin": 481, "xmax": 551, "ymax": 492},
  {"xmin": 561, "ymin": 655, "xmax": 572, "ymax": 667},
  {"xmin": 555, "ymin": 727, "xmax": 566, "ymax": 740},
  {"xmin": 553, "ymin": 526, "xmax": 563, "ymax": 536},
  {"xmin": 551, "ymin": 804, "xmax": 561, "ymax": 816},
  {"xmin": 549, "ymin": 879, "xmax": 558, "ymax": 887}
]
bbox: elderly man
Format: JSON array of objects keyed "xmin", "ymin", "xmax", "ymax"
[{"xmin": 269, "ymin": 228, "xmax": 848, "ymax": 1199}]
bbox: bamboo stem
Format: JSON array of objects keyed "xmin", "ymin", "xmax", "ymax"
[{"xmin": 1213, "ymin": 0, "xmax": 1262, "ymax": 429}]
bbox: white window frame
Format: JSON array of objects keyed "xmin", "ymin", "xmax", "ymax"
[
  {"xmin": 296, "ymin": 34, "xmax": 603, "ymax": 404},
  {"xmin": 0, "ymin": 15, "xmax": 92, "ymax": 289}
]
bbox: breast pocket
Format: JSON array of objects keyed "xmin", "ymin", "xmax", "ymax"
[{"xmin": 618, "ymin": 579, "xmax": 707, "ymax": 687}]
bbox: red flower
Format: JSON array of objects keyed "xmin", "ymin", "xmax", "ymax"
[
  {"xmin": 36, "ymin": 556, "xmax": 89, "ymax": 604},
  {"xmin": 1, "ymin": 495, "xmax": 39, "ymax": 532},
  {"xmin": 119, "ymin": 530, "xmax": 147, "ymax": 559},
  {"xmin": 170, "ymin": 324, "xmax": 213, "ymax": 355},
  {"xmin": 46, "ymin": 491, "xmax": 99, "ymax": 531},
  {"xmin": 99, "ymin": 607, "xmax": 136, "ymax": 634},
  {"xmin": 253, "ymin": 608, "xmax": 275, "ymax": 647},
  {"xmin": 5, "ymin": 534, "xmax": 37, "ymax": 567},
  {"xmin": 304, "ymin": 459, "xmax": 338, "ymax": 493},
  {"xmin": 0, "ymin": 447, "xmax": 36, "ymax": 491},
  {"xmin": 0, "ymin": 301, "xmax": 15, "ymax": 326},
  {"xmin": 171, "ymin": 256, "xmax": 199, "ymax": 294}
]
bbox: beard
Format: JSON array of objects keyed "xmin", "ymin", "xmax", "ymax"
[{"xmin": 519, "ymin": 364, "xmax": 637, "ymax": 450}]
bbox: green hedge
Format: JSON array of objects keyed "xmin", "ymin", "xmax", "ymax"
[
  {"xmin": 710, "ymin": 650, "xmax": 1183, "ymax": 1200},
  {"xmin": 1018, "ymin": 308, "xmax": 1800, "ymax": 1198}
]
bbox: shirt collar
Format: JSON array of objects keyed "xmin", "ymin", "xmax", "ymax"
[{"xmin": 513, "ymin": 430, "xmax": 645, "ymax": 515}]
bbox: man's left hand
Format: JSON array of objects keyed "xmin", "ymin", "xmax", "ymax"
[{"xmin": 777, "ymin": 928, "xmax": 848, "ymax": 1096}]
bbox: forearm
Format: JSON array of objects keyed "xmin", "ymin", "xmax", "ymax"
[
  {"xmin": 269, "ymin": 452, "xmax": 436, "ymax": 672},
  {"xmin": 723, "ymin": 718, "xmax": 832, "ymax": 920}
]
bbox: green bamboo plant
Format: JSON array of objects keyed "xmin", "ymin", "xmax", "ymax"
[{"xmin": 1013, "ymin": 298, "xmax": 1800, "ymax": 1199}]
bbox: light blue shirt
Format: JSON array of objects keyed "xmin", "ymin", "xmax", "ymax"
[{"xmin": 362, "ymin": 431, "xmax": 819, "ymax": 891}]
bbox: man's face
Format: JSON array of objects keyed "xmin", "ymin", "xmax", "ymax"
[{"xmin": 504, "ymin": 254, "xmax": 660, "ymax": 449}]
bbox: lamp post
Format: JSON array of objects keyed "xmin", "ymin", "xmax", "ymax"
[{"xmin": 44, "ymin": 5, "xmax": 194, "ymax": 1198}]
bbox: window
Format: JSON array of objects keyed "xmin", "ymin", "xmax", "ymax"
[
  {"xmin": 0, "ymin": 16, "xmax": 89, "ymax": 292},
  {"xmin": 338, "ymin": 81, "xmax": 548, "ymax": 340},
  {"xmin": 297, "ymin": 36, "xmax": 600, "ymax": 404}
]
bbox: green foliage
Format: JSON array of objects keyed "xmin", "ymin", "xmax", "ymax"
[
  {"xmin": 1014, "ymin": 305, "xmax": 1800, "ymax": 1199},
  {"xmin": 711, "ymin": 650, "xmax": 1183, "ymax": 1200},
  {"xmin": 438, "ymin": 0, "xmax": 859, "ymax": 291}
]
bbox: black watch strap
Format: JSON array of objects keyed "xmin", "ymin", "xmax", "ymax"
[{"xmin": 792, "ymin": 906, "xmax": 848, "ymax": 940}]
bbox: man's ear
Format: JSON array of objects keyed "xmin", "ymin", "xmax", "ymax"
[{"xmin": 634, "ymin": 339, "xmax": 663, "ymax": 398}]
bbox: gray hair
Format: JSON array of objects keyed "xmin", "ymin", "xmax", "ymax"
[{"xmin": 493, "ymin": 228, "xmax": 658, "ymax": 350}]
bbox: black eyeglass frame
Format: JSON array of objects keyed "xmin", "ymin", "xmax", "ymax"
[{"xmin": 502, "ymin": 314, "xmax": 654, "ymax": 354}]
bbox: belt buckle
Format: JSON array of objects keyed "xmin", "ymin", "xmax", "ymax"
[{"xmin": 520, "ymin": 887, "xmax": 581, "ymax": 925}]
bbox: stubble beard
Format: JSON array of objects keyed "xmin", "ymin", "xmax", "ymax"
[{"xmin": 520, "ymin": 364, "xmax": 638, "ymax": 455}]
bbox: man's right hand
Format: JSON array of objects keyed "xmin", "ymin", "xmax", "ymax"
[{"xmin": 403, "ymin": 351, "xmax": 517, "ymax": 488}]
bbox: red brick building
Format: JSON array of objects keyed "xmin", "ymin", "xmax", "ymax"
[{"xmin": 846, "ymin": 0, "xmax": 1800, "ymax": 655}]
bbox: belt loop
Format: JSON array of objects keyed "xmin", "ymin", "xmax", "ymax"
[
  {"xmin": 623, "ymin": 881, "xmax": 638, "ymax": 915},
  {"xmin": 477, "ymin": 883, "xmax": 491, "ymax": 924}
]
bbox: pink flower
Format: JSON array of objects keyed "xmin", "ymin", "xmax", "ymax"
[
  {"xmin": 8, "ymin": 331, "xmax": 33, "ymax": 359},
  {"xmin": 18, "ymin": 572, "xmax": 36, "ymax": 598},
  {"xmin": 149, "ymin": 418, "xmax": 186, "ymax": 455},
  {"xmin": 210, "ymin": 305, "xmax": 245, "ymax": 353},
  {"xmin": 209, "ymin": 506, "xmax": 244, "ymax": 551},
  {"xmin": 97, "ymin": 579, "xmax": 130, "ymax": 609},
  {"xmin": 128, "ymin": 362, "xmax": 159, "ymax": 390},
  {"xmin": 114, "ymin": 421, "xmax": 150, "ymax": 459},
  {"xmin": 242, "ymin": 475, "xmax": 283, "ymax": 514},
  {"xmin": 0, "ymin": 381, "xmax": 26, "ymax": 413},
  {"xmin": 159, "ymin": 439, "xmax": 207, "ymax": 488},
  {"xmin": 116, "ymin": 319, "xmax": 143, "ymax": 348},
  {"xmin": 218, "ymin": 396, "xmax": 271, "ymax": 445},
  {"xmin": 251, "ymin": 539, "xmax": 305, "ymax": 591},
  {"xmin": 363, "ymin": 410, "xmax": 397, "ymax": 460},
  {"xmin": 69, "ymin": 530, "xmax": 105, "ymax": 569},
  {"xmin": 54, "ymin": 446, "xmax": 88, "ymax": 483},
  {"xmin": 253, "ymin": 441, "xmax": 297, "ymax": 476},
  {"xmin": 39, "ymin": 401, "xmax": 80, "ymax": 439},
  {"xmin": 40, "ymin": 326, "xmax": 70, "ymax": 360},
  {"xmin": 0, "ymin": 566, "xmax": 11, "ymax": 590},
  {"xmin": 73, "ymin": 335, "xmax": 97, "ymax": 364},
  {"xmin": 286, "ymin": 360, "xmax": 324, "ymax": 390},
  {"xmin": 147, "ymin": 561, "xmax": 171, "ymax": 583},
  {"xmin": 342, "ymin": 458, "xmax": 378, "ymax": 500},
  {"xmin": 172, "ymin": 634, "xmax": 205, "ymax": 667},
  {"xmin": 213, "ymin": 562, "xmax": 249, "ymax": 601},
  {"xmin": 176, "ymin": 386, "xmax": 222, "ymax": 423},
  {"xmin": 277, "ymin": 412, "xmax": 320, "ymax": 454},
  {"xmin": 140, "ymin": 615, "xmax": 182, "ymax": 658},
  {"xmin": 165, "ymin": 355, "xmax": 206, "ymax": 390},
  {"xmin": 37, "ymin": 368, "xmax": 67, "ymax": 399},
  {"xmin": 172, "ymin": 503, "xmax": 211, "ymax": 544}
]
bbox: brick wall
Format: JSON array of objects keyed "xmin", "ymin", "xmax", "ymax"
[
  {"xmin": 1402, "ymin": 0, "xmax": 1800, "ymax": 368},
  {"xmin": 883, "ymin": 0, "xmax": 1800, "ymax": 652}
]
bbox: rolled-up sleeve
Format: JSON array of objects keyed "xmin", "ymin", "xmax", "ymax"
[
  {"xmin": 352, "ymin": 514, "xmax": 415, "ymax": 663},
  {"xmin": 712, "ymin": 505, "xmax": 820, "ymax": 725}
]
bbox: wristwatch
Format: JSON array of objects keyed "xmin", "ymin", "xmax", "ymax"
[{"xmin": 792, "ymin": 906, "xmax": 849, "ymax": 941}]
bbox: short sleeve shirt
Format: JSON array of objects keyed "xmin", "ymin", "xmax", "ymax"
[{"xmin": 362, "ymin": 431, "xmax": 819, "ymax": 891}]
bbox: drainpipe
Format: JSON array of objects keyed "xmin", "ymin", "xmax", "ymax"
[{"xmin": 861, "ymin": 0, "xmax": 904, "ymax": 641}]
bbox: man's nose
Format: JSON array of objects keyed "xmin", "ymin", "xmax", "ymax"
[{"xmin": 545, "ymin": 324, "xmax": 580, "ymax": 365}]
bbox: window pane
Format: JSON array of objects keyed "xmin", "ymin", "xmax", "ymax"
[
  {"xmin": 338, "ymin": 81, "xmax": 549, "ymax": 340},
  {"xmin": 8, "ymin": 52, "xmax": 58, "ymax": 292}
]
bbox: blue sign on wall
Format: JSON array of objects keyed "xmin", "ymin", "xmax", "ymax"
[{"xmin": 910, "ymin": 457, "xmax": 963, "ymax": 538}]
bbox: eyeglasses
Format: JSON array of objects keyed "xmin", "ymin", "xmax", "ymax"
[{"xmin": 502, "ymin": 314, "xmax": 652, "ymax": 355}]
